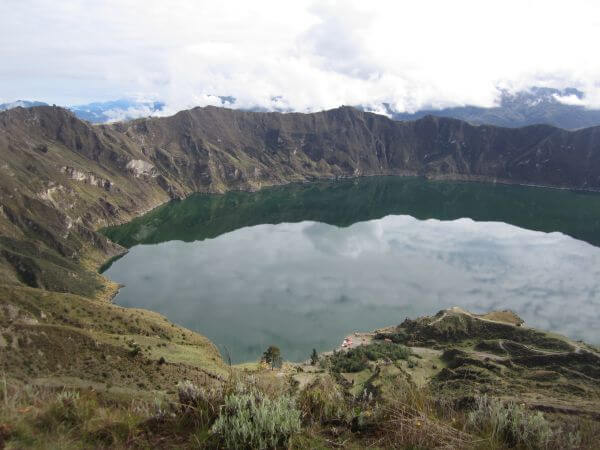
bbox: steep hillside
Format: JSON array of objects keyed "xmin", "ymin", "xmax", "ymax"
[
  {"xmin": 1, "ymin": 104, "xmax": 600, "ymax": 297},
  {"xmin": 371, "ymin": 307, "xmax": 600, "ymax": 419}
]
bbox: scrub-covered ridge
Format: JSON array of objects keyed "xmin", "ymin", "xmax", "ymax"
[{"xmin": 2, "ymin": 307, "xmax": 599, "ymax": 448}]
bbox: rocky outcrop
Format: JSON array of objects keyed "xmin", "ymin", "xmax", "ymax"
[
  {"xmin": 125, "ymin": 159, "xmax": 157, "ymax": 178},
  {"xmin": 60, "ymin": 166, "xmax": 112, "ymax": 190}
]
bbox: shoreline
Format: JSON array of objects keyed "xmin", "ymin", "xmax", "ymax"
[{"xmin": 93, "ymin": 173, "xmax": 600, "ymax": 342}]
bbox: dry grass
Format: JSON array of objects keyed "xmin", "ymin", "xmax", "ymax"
[
  {"xmin": 0, "ymin": 376, "xmax": 151, "ymax": 449},
  {"xmin": 2, "ymin": 367, "xmax": 600, "ymax": 449},
  {"xmin": 378, "ymin": 382, "xmax": 475, "ymax": 449},
  {"xmin": 382, "ymin": 404, "xmax": 475, "ymax": 449},
  {"xmin": 297, "ymin": 375, "xmax": 348, "ymax": 425}
]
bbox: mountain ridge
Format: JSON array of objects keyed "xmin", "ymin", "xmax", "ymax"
[
  {"xmin": 1, "ymin": 104, "xmax": 600, "ymax": 298},
  {"xmin": 379, "ymin": 87, "xmax": 600, "ymax": 130},
  {"xmin": 5, "ymin": 86, "xmax": 600, "ymax": 129}
]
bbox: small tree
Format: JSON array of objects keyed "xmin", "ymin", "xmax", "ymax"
[
  {"xmin": 310, "ymin": 348, "xmax": 319, "ymax": 365},
  {"xmin": 262, "ymin": 345, "xmax": 282, "ymax": 370}
]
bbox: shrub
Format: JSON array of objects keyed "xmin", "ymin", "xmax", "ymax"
[
  {"xmin": 35, "ymin": 390, "xmax": 96, "ymax": 432},
  {"xmin": 176, "ymin": 381, "xmax": 223, "ymax": 427},
  {"xmin": 467, "ymin": 395, "xmax": 555, "ymax": 448},
  {"xmin": 128, "ymin": 341, "xmax": 141, "ymax": 357},
  {"xmin": 378, "ymin": 382, "xmax": 474, "ymax": 448},
  {"xmin": 374, "ymin": 330, "xmax": 408, "ymax": 344},
  {"xmin": 177, "ymin": 380, "xmax": 201, "ymax": 407},
  {"xmin": 297, "ymin": 376, "xmax": 347, "ymax": 424},
  {"xmin": 211, "ymin": 388, "xmax": 301, "ymax": 449},
  {"xmin": 329, "ymin": 342, "xmax": 411, "ymax": 373}
]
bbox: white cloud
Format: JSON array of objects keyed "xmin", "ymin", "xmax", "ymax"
[
  {"xmin": 102, "ymin": 105, "xmax": 161, "ymax": 123},
  {"xmin": 553, "ymin": 94, "xmax": 586, "ymax": 106},
  {"xmin": 1, "ymin": 0, "xmax": 600, "ymax": 112}
]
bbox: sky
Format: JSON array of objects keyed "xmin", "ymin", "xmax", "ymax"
[{"xmin": 1, "ymin": 0, "xmax": 600, "ymax": 114}]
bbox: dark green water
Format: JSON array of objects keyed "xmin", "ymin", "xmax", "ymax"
[{"xmin": 102, "ymin": 177, "xmax": 600, "ymax": 362}]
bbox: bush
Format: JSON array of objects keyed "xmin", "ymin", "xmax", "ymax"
[
  {"xmin": 374, "ymin": 330, "xmax": 408, "ymax": 344},
  {"xmin": 297, "ymin": 376, "xmax": 347, "ymax": 424},
  {"xmin": 329, "ymin": 342, "xmax": 411, "ymax": 373},
  {"xmin": 211, "ymin": 388, "xmax": 301, "ymax": 449},
  {"xmin": 35, "ymin": 391, "xmax": 96, "ymax": 432},
  {"xmin": 176, "ymin": 381, "xmax": 223, "ymax": 427},
  {"xmin": 467, "ymin": 395, "xmax": 555, "ymax": 448},
  {"xmin": 128, "ymin": 341, "xmax": 141, "ymax": 357}
]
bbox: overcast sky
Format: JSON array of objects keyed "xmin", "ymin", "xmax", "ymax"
[{"xmin": 1, "ymin": 0, "xmax": 600, "ymax": 113}]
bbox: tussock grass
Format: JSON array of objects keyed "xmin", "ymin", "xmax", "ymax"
[
  {"xmin": 466, "ymin": 395, "xmax": 585, "ymax": 449},
  {"xmin": 377, "ymin": 381, "xmax": 475, "ymax": 449},
  {"xmin": 2, "ymin": 344, "xmax": 599, "ymax": 449},
  {"xmin": 0, "ymin": 378, "xmax": 149, "ymax": 449},
  {"xmin": 297, "ymin": 375, "xmax": 348, "ymax": 425}
]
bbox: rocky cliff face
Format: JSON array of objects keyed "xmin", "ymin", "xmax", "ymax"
[
  {"xmin": 117, "ymin": 104, "xmax": 600, "ymax": 191},
  {"xmin": 1, "ymin": 104, "xmax": 600, "ymax": 295}
]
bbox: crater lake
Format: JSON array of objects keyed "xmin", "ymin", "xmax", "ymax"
[{"xmin": 101, "ymin": 177, "xmax": 600, "ymax": 363}]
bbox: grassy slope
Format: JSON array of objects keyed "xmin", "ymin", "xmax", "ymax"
[
  {"xmin": 1, "ymin": 284, "xmax": 226, "ymax": 390},
  {"xmin": 0, "ymin": 106, "xmax": 229, "ymax": 402},
  {"xmin": 2, "ymin": 308, "xmax": 599, "ymax": 449}
]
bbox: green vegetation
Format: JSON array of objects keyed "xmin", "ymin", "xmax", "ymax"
[
  {"xmin": 310, "ymin": 348, "xmax": 319, "ymax": 366},
  {"xmin": 262, "ymin": 345, "xmax": 282, "ymax": 370},
  {"xmin": 0, "ymin": 284, "xmax": 226, "ymax": 391},
  {"xmin": 2, "ymin": 318, "xmax": 600, "ymax": 449},
  {"xmin": 297, "ymin": 376, "xmax": 347, "ymax": 425},
  {"xmin": 1, "ymin": 270, "xmax": 599, "ymax": 448},
  {"xmin": 212, "ymin": 388, "xmax": 301, "ymax": 449},
  {"xmin": 328, "ymin": 341, "xmax": 411, "ymax": 372},
  {"xmin": 375, "ymin": 330, "xmax": 409, "ymax": 344},
  {"xmin": 467, "ymin": 395, "xmax": 556, "ymax": 448}
]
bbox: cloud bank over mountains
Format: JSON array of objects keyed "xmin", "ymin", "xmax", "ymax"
[{"xmin": 1, "ymin": 0, "xmax": 600, "ymax": 114}]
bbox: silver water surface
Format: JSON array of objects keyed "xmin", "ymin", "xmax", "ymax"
[{"xmin": 105, "ymin": 215, "xmax": 600, "ymax": 362}]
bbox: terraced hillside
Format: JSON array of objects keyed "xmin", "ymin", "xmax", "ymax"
[{"xmin": 370, "ymin": 308, "xmax": 600, "ymax": 420}]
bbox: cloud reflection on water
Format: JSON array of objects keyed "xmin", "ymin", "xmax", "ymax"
[{"xmin": 106, "ymin": 215, "xmax": 600, "ymax": 362}]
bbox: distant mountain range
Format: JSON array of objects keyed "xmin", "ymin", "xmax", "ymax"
[
  {"xmin": 377, "ymin": 87, "xmax": 600, "ymax": 130},
  {"xmin": 0, "ymin": 99, "xmax": 165, "ymax": 123},
  {"xmin": 68, "ymin": 99, "xmax": 165, "ymax": 123},
  {"xmin": 0, "ymin": 100, "xmax": 49, "ymax": 110},
  {"xmin": 2, "ymin": 87, "xmax": 600, "ymax": 129}
]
